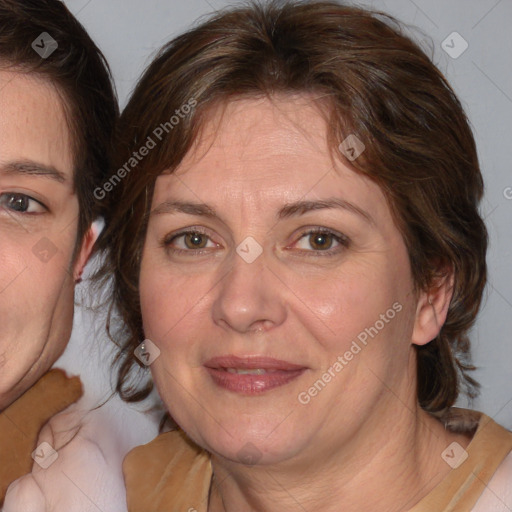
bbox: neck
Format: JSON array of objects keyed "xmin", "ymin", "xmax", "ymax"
[{"xmin": 208, "ymin": 400, "xmax": 471, "ymax": 512}]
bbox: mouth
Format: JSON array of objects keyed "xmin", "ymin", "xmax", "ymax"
[{"xmin": 203, "ymin": 355, "xmax": 307, "ymax": 394}]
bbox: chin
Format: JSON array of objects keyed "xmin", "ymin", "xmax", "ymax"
[
  {"xmin": 215, "ymin": 437, "xmax": 305, "ymax": 467},
  {"xmin": 183, "ymin": 413, "xmax": 307, "ymax": 466}
]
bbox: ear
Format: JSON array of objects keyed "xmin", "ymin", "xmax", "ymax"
[
  {"xmin": 411, "ymin": 269, "xmax": 454, "ymax": 346},
  {"xmin": 72, "ymin": 220, "xmax": 102, "ymax": 282}
]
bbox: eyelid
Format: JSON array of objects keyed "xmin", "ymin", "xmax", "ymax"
[
  {"xmin": 161, "ymin": 225, "xmax": 350, "ymax": 259},
  {"xmin": 163, "ymin": 226, "xmax": 217, "ymax": 244},
  {"xmin": 162, "ymin": 226, "xmax": 222, "ymax": 255},
  {"xmin": 288, "ymin": 227, "xmax": 350, "ymax": 254}
]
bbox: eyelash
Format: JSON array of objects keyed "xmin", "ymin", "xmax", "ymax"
[
  {"xmin": 162, "ymin": 227, "xmax": 350, "ymax": 257},
  {"xmin": 0, "ymin": 192, "xmax": 47, "ymax": 215},
  {"xmin": 293, "ymin": 228, "xmax": 350, "ymax": 256}
]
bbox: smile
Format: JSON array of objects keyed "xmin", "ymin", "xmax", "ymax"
[{"xmin": 204, "ymin": 355, "xmax": 307, "ymax": 394}]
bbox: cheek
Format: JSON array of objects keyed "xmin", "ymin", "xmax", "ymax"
[
  {"xmin": 291, "ymin": 266, "xmax": 403, "ymax": 339},
  {"xmin": 0, "ymin": 265, "xmax": 74, "ymax": 347},
  {"xmin": 0, "ymin": 236, "xmax": 71, "ymax": 305},
  {"xmin": 139, "ymin": 255, "xmax": 214, "ymax": 344},
  {"xmin": 140, "ymin": 265, "xmax": 182, "ymax": 341},
  {"xmin": 0, "ymin": 247, "xmax": 75, "ymax": 399},
  {"xmin": 0, "ymin": 232, "xmax": 76, "ymax": 369},
  {"xmin": 290, "ymin": 258, "xmax": 416, "ymax": 378},
  {"xmin": 139, "ymin": 266, "xmax": 205, "ymax": 421}
]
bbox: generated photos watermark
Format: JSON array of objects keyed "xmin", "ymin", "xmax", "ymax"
[
  {"xmin": 236, "ymin": 236, "xmax": 263, "ymax": 264},
  {"xmin": 441, "ymin": 31, "xmax": 468, "ymax": 59},
  {"xmin": 441, "ymin": 441, "xmax": 468, "ymax": 469},
  {"xmin": 338, "ymin": 134, "xmax": 365, "ymax": 161},
  {"xmin": 31, "ymin": 441, "xmax": 58, "ymax": 469},
  {"xmin": 94, "ymin": 97, "xmax": 197, "ymax": 200},
  {"xmin": 134, "ymin": 338, "xmax": 161, "ymax": 366},
  {"xmin": 31, "ymin": 32, "xmax": 58, "ymax": 59},
  {"xmin": 298, "ymin": 301, "xmax": 403, "ymax": 404}
]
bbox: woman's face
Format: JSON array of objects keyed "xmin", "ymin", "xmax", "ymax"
[
  {"xmin": 0, "ymin": 70, "xmax": 91, "ymax": 409},
  {"xmin": 140, "ymin": 96, "xmax": 426, "ymax": 466}
]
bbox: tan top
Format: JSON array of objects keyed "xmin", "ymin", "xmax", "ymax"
[
  {"xmin": 124, "ymin": 408, "xmax": 512, "ymax": 512},
  {"xmin": 0, "ymin": 369, "xmax": 83, "ymax": 505}
]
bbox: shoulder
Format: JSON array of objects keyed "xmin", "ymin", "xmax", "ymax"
[
  {"xmin": 468, "ymin": 411, "xmax": 512, "ymax": 511},
  {"xmin": 3, "ymin": 436, "xmax": 118, "ymax": 512},
  {"xmin": 4, "ymin": 396, "xmax": 158, "ymax": 512},
  {"xmin": 473, "ymin": 450, "xmax": 512, "ymax": 511},
  {"xmin": 123, "ymin": 429, "xmax": 204, "ymax": 477},
  {"xmin": 4, "ymin": 404, "xmax": 126, "ymax": 512},
  {"xmin": 123, "ymin": 430, "xmax": 212, "ymax": 512}
]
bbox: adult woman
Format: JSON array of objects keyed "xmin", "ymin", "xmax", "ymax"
[
  {"xmin": 102, "ymin": 1, "xmax": 512, "ymax": 510},
  {"xmin": 0, "ymin": 0, "xmax": 125, "ymax": 509}
]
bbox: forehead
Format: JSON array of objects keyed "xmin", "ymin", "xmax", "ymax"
[
  {"xmin": 180, "ymin": 95, "xmax": 332, "ymax": 171},
  {"xmin": 157, "ymin": 96, "xmax": 387, "ymax": 220},
  {"xmin": 0, "ymin": 69, "xmax": 74, "ymax": 180}
]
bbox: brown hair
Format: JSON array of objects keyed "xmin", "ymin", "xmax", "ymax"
[
  {"xmin": 100, "ymin": 0, "xmax": 487, "ymax": 414},
  {"xmin": 0, "ymin": 0, "xmax": 119, "ymax": 250}
]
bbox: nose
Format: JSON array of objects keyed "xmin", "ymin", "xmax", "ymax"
[{"xmin": 211, "ymin": 248, "xmax": 287, "ymax": 334}]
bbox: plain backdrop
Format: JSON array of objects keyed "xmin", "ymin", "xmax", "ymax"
[{"xmin": 57, "ymin": 0, "xmax": 512, "ymax": 428}]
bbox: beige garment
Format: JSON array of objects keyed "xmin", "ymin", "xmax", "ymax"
[
  {"xmin": 410, "ymin": 411, "xmax": 512, "ymax": 511},
  {"xmin": 123, "ymin": 409, "xmax": 512, "ymax": 512},
  {"xmin": 0, "ymin": 369, "xmax": 83, "ymax": 505}
]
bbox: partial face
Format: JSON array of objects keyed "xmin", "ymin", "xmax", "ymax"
[
  {"xmin": 140, "ymin": 96, "xmax": 421, "ymax": 466},
  {"xmin": 0, "ymin": 70, "xmax": 88, "ymax": 409}
]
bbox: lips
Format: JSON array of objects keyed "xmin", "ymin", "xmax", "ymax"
[{"xmin": 204, "ymin": 355, "xmax": 307, "ymax": 394}]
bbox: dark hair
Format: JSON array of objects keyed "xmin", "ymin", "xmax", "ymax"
[
  {"xmin": 0, "ymin": 0, "xmax": 118, "ymax": 250},
  {"xmin": 100, "ymin": 0, "xmax": 487, "ymax": 415}
]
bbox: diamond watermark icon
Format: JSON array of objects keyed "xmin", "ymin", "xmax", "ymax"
[
  {"xmin": 31, "ymin": 32, "xmax": 58, "ymax": 59},
  {"xmin": 237, "ymin": 442, "xmax": 263, "ymax": 465},
  {"xmin": 441, "ymin": 441, "xmax": 468, "ymax": 469},
  {"xmin": 338, "ymin": 134, "xmax": 365, "ymax": 161},
  {"xmin": 236, "ymin": 236, "xmax": 263, "ymax": 264},
  {"xmin": 32, "ymin": 237, "xmax": 58, "ymax": 263},
  {"xmin": 32, "ymin": 442, "xmax": 58, "ymax": 469},
  {"xmin": 441, "ymin": 32, "xmax": 468, "ymax": 59},
  {"xmin": 134, "ymin": 338, "xmax": 161, "ymax": 366}
]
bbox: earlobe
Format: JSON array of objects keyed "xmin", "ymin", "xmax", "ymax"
[
  {"xmin": 412, "ymin": 271, "xmax": 454, "ymax": 347},
  {"xmin": 72, "ymin": 218, "xmax": 103, "ymax": 282}
]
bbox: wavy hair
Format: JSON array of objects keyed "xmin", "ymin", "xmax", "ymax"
[{"xmin": 98, "ymin": 0, "xmax": 487, "ymax": 415}]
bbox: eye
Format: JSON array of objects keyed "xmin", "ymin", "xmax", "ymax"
[
  {"xmin": 293, "ymin": 228, "xmax": 349, "ymax": 254},
  {"xmin": 164, "ymin": 229, "xmax": 219, "ymax": 252},
  {"xmin": 0, "ymin": 193, "xmax": 46, "ymax": 214}
]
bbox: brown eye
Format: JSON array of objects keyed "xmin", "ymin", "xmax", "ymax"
[
  {"xmin": 308, "ymin": 232, "xmax": 334, "ymax": 250},
  {"xmin": 184, "ymin": 232, "xmax": 208, "ymax": 249},
  {"xmin": 163, "ymin": 229, "xmax": 218, "ymax": 253},
  {"xmin": 293, "ymin": 228, "xmax": 349, "ymax": 256}
]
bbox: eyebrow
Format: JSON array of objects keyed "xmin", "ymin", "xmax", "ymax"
[
  {"xmin": 0, "ymin": 160, "xmax": 67, "ymax": 183},
  {"xmin": 277, "ymin": 198, "xmax": 373, "ymax": 224},
  {"xmin": 153, "ymin": 197, "xmax": 374, "ymax": 224}
]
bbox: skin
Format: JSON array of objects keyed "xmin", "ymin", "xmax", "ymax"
[
  {"xmin": 0, "ymin": 69, "xmax": 95, "ymax": 411},
  {"xmin": 140, "ymin": 95, "xmax": 471, "ymax": 512}
]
